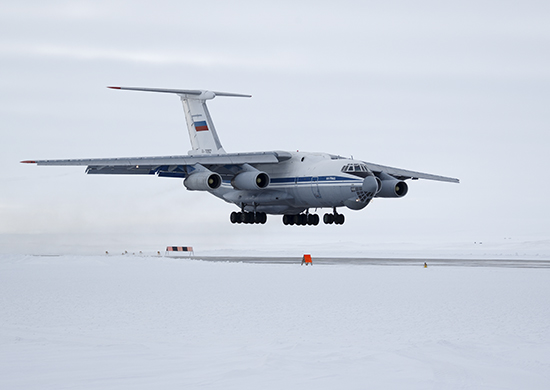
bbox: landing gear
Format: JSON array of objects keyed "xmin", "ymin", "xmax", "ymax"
[
  {"xmin": 230, "ymin": 211, "xmax": 267, "ymax": 224},
  {"xmin": 231, "ymin": 208, "xmax": 345, "ymax": 226},
  {"xmin": 282, "ymin": 213, "xmax": 320, "ymax": 226},
  {"xmin": 323, "ymin": 209, "xmax": 345, "ymax": 225}
]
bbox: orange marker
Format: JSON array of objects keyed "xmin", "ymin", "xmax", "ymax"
[{"xmin": 302, "ymin": 254, "xmax": 312, "ymax": 266}]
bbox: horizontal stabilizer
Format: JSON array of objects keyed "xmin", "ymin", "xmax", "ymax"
[{"xmin": 107, "ymin": 86, "xmax": 251, "ymax": 99}]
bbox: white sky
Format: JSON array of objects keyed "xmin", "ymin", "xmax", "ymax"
[{"xmin": 1, "ymin": 0, "xmax": 549, "ymax": 254}]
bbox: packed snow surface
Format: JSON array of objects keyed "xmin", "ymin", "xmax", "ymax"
[{"xmin": 1, "ymin": 254, "xmax": 549, "ymax": 389}]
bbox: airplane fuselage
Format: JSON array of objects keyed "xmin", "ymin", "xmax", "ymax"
[{"xmin": 211, "ymin": 151, "xmax": 377, "ymax": 215}]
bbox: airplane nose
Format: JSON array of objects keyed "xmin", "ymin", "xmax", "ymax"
[{"xmin": 362, "ymin": 175, "xmax": 379, "ymax": 194}]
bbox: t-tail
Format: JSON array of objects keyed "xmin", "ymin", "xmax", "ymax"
[{"xmin": 108, "ymin": 86, "xmax": 251, "ymax": 155}]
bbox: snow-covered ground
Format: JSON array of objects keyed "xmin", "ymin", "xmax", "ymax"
[
  {"xmin": 2, "ymin": 234, "xmax": 550, "ymax": 260},
  {"xmin": 1, "ymin": 253, "xmax": 549, "ymax": 389}
]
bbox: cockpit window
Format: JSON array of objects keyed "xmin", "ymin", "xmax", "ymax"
[
  {"xmin": 342, "ymin": 163, "xmax": 368, "ymax": 172},
  {"xmin": 341, "ymin": 163, "xmax": 371, "ymax": 177}
]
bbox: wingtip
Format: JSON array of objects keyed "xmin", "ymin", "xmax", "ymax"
[
  {"xmin": 21, "ymin": 160, "xmax": 36, "ymax": 164},
  {"xmin": 107, "ymin": 86, "xmax": 121, "ymax": 89}
]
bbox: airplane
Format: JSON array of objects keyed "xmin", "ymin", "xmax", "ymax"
[{"xmin": 22, "ymin": 86, "xmax": 459, "ymax": 226}]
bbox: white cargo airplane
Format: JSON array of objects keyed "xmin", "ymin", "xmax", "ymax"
[{"xmin": 22, "ymin": 87, "xmax": 459, "ymax": 226}]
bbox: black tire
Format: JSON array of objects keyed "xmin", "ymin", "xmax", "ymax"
[
  {"xmin": 312, "ymin": 214, "xmax": 320, "ymax": 226},
  {"xmin": 254, "ymin": 212, "xmax": 267, "ymax": 224},
  {"xmin": 323, "ymin": 213, "xmax": 334, "ymax": 224},
  {"xmin": 244, "ymin": 212, "xmax": 254, "ymax": 224},
  {"xmin": 230, "ymin": 211, "xmax": 238, "ymax": 223},
  {"xmin": 286, "ymin": 215, "xmax": 295, "ymax": 225},
  {"xmin": 335, "ymin": 214, "xmax": 345, "ymax": 225}
]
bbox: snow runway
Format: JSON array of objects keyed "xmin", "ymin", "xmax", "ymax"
[
  {"xmin": 1, "ymin": 254, "xmax": 549, "ymax": 389},
  {"xmin": 187, "ymin": 255, "xmax": 550, "ymax": 268}
]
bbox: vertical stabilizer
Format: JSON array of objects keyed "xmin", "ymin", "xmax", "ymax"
[
  {"xmin": 180, "ymin": 92, "xmax": 225, "ymax": 155},
  {"xmin": 107, "ymin": 87, "xmax": 251, "ymax": 155}
]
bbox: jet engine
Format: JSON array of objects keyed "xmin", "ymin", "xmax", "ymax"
[
  {"xmin": 376, "ymin": 178, "xmax": 408, "ymax": 198},
  {"xmin": 362, "ymin": 175, "xmax": 380, "ymax": 195},
  {"xmin": 344, "ymin": 175, "xmax": 380, "ymax": 210},
  {"xmin": 184, "ymin": 171, "xmax": 222, "ymax": 191},
  {"xmin": 231, "ymin": 171, "xmax": 270, "ymax": 190}
]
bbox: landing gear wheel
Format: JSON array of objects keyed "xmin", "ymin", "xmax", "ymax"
[
  {"xmin": 312, "ymin": 214, "xmax": 320, "ymax": 225},
  {"xmin": 230, "ymin": 211, "xmax": 239, "ymax": 224},
  {"xmin": 323, "ymin": 213, "xmax": 334, "ymax": 224},
  {"xmin": 244, "ymin": 212, "xmax": 255, "ymax": 224},
  {"xmin": 255, "ymin": 212, "xmax": 267, "ymax": 224},
  {"xmin": 306, "ymin": 214, "xmax": 319, "ymax": 226},
  {"xmin": 335, "ymin": 214, "xmax": 345, "ymax": 225},
  {"xmin": 282, "ymin": 213, "xmax": 319, "ymax": 226},
  {"xmin": 283, "ymin": 214, "xmax": 295, "ymax": 225}
]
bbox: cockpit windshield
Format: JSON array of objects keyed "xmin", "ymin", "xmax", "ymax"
[{"xmin": 341, "ymin": 163, "xmax": 372, "ymax": 177}]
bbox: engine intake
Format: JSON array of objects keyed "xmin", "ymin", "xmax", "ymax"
[
  {"xmin": 376, "ymin": 179, "xmax": 408, "ymax": 198},
  {"xmin": 231, "ymin": 171, "xmax": 270, "ymax": 190},
  {"xmin": 184, "ymin": 171, "xmax": 222, "ymax": 191}
]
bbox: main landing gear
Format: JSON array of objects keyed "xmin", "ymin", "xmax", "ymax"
[
  {"xmin": 230, "ymin": 207, "xmax": 345, "ymax": 226},
  {"xmin": 282, "ymin": 208, "xmax": 345, "ymax": 226},
  {"xmin": 323, "ymin": 210, "xmax": 345, "ymax": 225},
  {"xmin": 282, "ymin": 213, "xmax": 320, "ymax": 226},
  {"xmin": 230, "ymin": 211, "xmax": 267, "ymax": 224}
]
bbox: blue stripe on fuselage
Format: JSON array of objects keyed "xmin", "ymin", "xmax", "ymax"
[
  {"xmin": 270, "ymin": 176, "xmax": 361, "ymax": 184},
  {"xmin": 219, "ymin": 176, "xmax": 361, "ymax": 187}
]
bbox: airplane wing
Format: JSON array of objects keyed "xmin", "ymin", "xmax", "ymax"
[
  {"xmin": 364, "ymin": 161, "xmax": 459, "ymax": 183},
  {"xmin": 22, "ymin": 151, "xmax": 292, "ymax": 178}
]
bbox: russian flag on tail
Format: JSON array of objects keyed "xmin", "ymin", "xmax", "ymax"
[{"xmin": 194, "ymin": 120, "xmax": 209, "ymax": 131}]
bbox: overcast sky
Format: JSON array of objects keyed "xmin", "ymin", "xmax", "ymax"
[{"xmin": 1, "ymin": 0, "xmax": 549, "ymax": 254}]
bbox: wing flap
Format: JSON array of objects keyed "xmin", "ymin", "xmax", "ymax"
[
  {"xmin": 27, "ymin": 151, "xmax": 289, "ymax": 167},
  {"xmin": 86, "ymin": 165, "xmax": 161, "ymax": 175}
]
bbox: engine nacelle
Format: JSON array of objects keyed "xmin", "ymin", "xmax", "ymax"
[
  {"xmin": 344, "ymin": 197, "xmax": 372, "ymax": 210},
  {"xmin": 231, "ymin": 171, "xmax": 270, "ymax": 190},
  {"xmin": 184, "ymin": 171, "xmax": 222, "ymax": 191},
  {"xmin": 376, "ymin": 179, "xmax": 408, "ymax": 198},
  {"xmin": 362, "ymin": 175, "xmax": 380, "ymax": 195}
]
